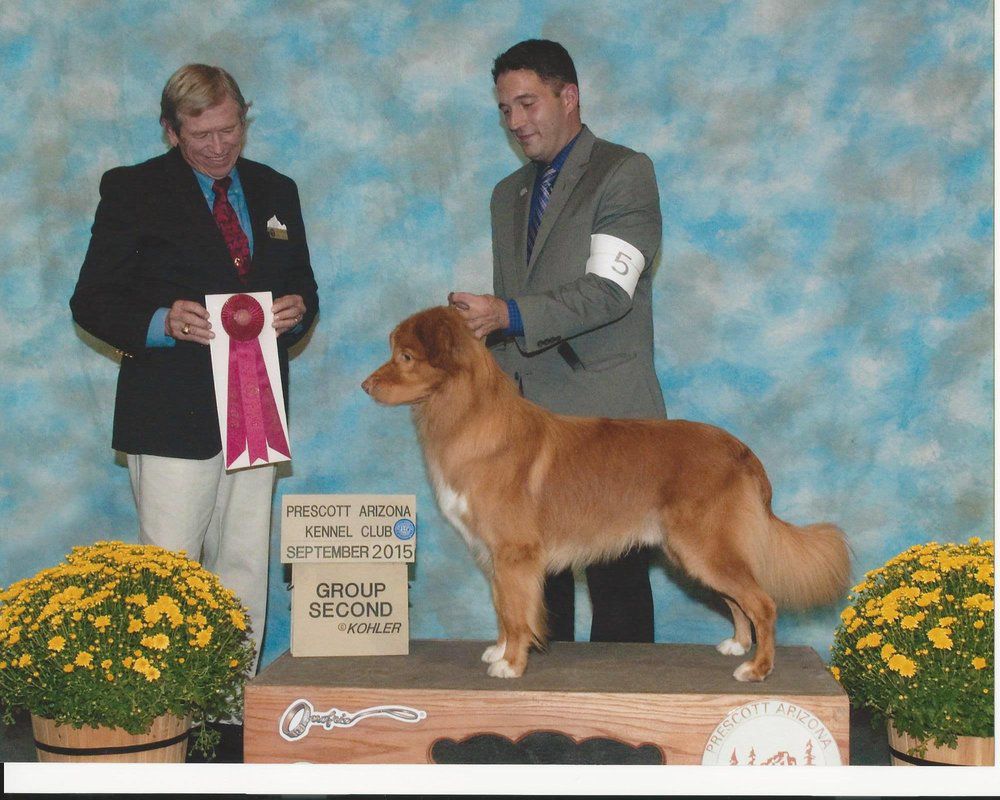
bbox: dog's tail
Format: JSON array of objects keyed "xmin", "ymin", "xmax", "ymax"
[{"xmin": 754, "ymin": 516, "xmax": 851, "ymax": 609}]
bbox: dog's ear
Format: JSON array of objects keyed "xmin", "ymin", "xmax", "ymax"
[{"xmin": 411, "ymin": 307, "xmax": 464, "ymax": 373}]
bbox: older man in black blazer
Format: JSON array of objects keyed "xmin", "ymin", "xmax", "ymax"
[{"xmin": 71, "ymin": 64, "xmax": 318, "ymax": 674}]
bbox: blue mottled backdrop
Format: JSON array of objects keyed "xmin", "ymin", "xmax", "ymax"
[{"xmin": 0, "ymin": 0, "xmax": 992, "ymax": 670}]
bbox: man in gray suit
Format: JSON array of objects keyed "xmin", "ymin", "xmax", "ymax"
[{"xmin": 450, "ymin": 39, "xmax": 665, "ymax": 643}]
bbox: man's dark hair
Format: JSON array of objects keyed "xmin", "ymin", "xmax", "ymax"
[{"xmin": 492, "ymin": 39, "xmax": 578, "ymax": 88}]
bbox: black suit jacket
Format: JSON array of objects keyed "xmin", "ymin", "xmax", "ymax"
[{"xmin": 70, "ymin": 147, "xmax": 319, "ymax": 458}]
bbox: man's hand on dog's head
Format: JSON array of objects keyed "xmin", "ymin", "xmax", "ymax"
[{"xmin": 448, "ymin": 292, "xmax": 510, "ymax": 339}]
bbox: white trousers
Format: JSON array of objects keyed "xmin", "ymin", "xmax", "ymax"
[{"xmin": 127, "ymin": 452, "xmax": 275, "ymax": 675}]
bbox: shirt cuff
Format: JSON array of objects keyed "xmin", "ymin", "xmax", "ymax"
[
  {"xmin": 503, "ymin": 299, "xmax": 524, "ymax": 337},
  {"xmin": 146, "ymin": 307, "xmax": 176, "ymax": 348}
]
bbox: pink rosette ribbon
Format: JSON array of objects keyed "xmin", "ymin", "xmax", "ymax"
[{"xmin": 221, "ymin": 294, "xmax": 291, "ymax": 467}]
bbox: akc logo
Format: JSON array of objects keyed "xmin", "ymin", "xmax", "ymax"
[
  {"xmin": 393, "ymin": 518, "xmax": 416, "ymax": 540},
  {"xmin": 701, "ymin": 698, "xmax": 842, "ymax": 765}
]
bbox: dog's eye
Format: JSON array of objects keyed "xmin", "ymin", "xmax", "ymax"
[{"xmin": 400, "ymin": 352, "xmax": 413, "ymax": 362}]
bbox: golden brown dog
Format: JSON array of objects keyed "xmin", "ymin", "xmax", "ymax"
[{"xmin": 362, "ymin": 306, "xmax": 850, "ymax": 681}]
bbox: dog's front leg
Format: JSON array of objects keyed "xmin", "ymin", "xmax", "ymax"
[
  {"xmin": 482, "ymin": 580, "xmax": 507, "ymax": 665},
  {"xmin": 486, "ymin": 542, "xmax": 545, "ymax": 678}
]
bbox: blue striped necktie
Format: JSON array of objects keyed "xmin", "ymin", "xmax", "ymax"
[{"xmin": 527, "ymin": 165, "xmax": 558, "ymax": 260}]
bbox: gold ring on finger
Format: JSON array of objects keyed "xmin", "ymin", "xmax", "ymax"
[{"xmin": 182, "ymin": 323, "xmax": 191, "ymax": 335}]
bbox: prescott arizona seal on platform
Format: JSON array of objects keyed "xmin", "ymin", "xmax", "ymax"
[
  {"xmin": 701, "ymin": 698, "xmax": 842, "ymax": 765},
  {"xmin": 393, "ymin": 518, "xmax": 416, "ymax": 540}
]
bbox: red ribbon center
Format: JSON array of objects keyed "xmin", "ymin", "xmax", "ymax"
[{"xmin": 221, "ymin": 294, "xmax": 265, "ymax": 341}]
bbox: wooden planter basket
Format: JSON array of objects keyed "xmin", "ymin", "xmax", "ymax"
[
  {"xmin": 31, "ymin": 713, "xmax": 192, "ymax": 763},
  {"xmin": 887, "ymin": 722, "xmax": 995, "ymax": 766}
]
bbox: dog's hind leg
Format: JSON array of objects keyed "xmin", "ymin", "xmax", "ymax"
[
  {"xmin": 708, "ymin": 570, "xmax": 776, "ymax": 682},
  {"xmin": 717, "ymin": 597, "xmax": 752, "ymax": 656},
  {"xmin": 486, "ymin": 541, "xmax": 545, "ymax": 678},
  {"xmin": 661, "ymin": 533, "xmax": 776, "ymax": 681}
]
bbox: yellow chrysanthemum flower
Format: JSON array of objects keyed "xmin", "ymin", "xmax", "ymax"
[
  {"xmin": 917, "ymin": 588, "xmax": 941, "ymax": 607},
  {"xmin": 192, "ymin": 626, "xmax": 213, "ymax": 647},
  {"xmin": 140, "ymin": 633, "xmax": 170, "ymax": 651},
  {"xmin": 47, "ymin": 635, "xmax": 66, "ymax": 652},
  {"xmin": 887, "ymin": 654, "xmax": 917, "ymax": 677},
  {"xmin": 927, "ymin": 628, "xmax": 953, "ymax": 650},
  {"xmin": 972, "ymin": 657, "xmax": 987, "ymax": 670},
  {"xmin": 74, "ymin": 652, "xmax": 93, "ymax": 668}
]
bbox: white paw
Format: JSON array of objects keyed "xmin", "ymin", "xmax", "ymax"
[
  {"xmin": 733, "ymin": 661, "xmax": 769, "ymax": 682},
  {"xmin": 717, "ymin": 638, "xmax": 747, "ymax": 656},
  {"xmin": 487, "ymin": 659, "xmax": 520, "ymax": 678},
  {"xmin": 481, "ymin": 641, "xmax": 506, "ymax": 663}
]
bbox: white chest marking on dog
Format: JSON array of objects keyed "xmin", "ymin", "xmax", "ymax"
[{"xmin": 430, "ymin": 469, "xmax": 488, "ymax": 562}]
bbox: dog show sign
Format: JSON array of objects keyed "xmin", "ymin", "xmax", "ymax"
[
  {"xmin": 280, "ymin": 494, "xmax": 416, "ymax": 563},
  {"xmin": 290, "ymin": 562, "xmax": 410, "ymax": 657},
  {"xmin": 282, "ymin": 494, "xmax": 416, "ymax": 657}
]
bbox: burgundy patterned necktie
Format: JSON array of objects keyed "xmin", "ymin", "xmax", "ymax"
[
  {"xmin": 527, "ymin": 165, "xmax": 557, "ymax": 261},
  {"xmin": 212, "ymin": 177, "xmax": 251, "ymax": 280}
]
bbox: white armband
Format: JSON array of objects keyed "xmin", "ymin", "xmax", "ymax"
[{"xmin": 584, "ymin": 233, "xmax": 646, "ymax": 298}]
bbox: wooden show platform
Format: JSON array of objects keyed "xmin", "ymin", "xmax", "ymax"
[{"xmin": 244, "ymin": 640, "xmax": 849, "ymax": 765}]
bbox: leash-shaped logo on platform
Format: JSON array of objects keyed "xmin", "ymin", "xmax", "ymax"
[{"xmin": 279, "ymin": 698, "xmax": 427, "ymax": 742}]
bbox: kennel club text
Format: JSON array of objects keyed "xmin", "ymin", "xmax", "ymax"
[{"xmin": 282, "ymin": 499, "xmax": 416, "ymax": 562}]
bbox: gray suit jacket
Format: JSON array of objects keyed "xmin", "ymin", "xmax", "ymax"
[{"xmin": 490, "ymin": 126, "xmax": 666, "ymax": 419}]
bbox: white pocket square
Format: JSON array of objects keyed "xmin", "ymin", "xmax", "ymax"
[{"xmin": 266, "ymin": 215, "xmax": 288, "ymax": 240}]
